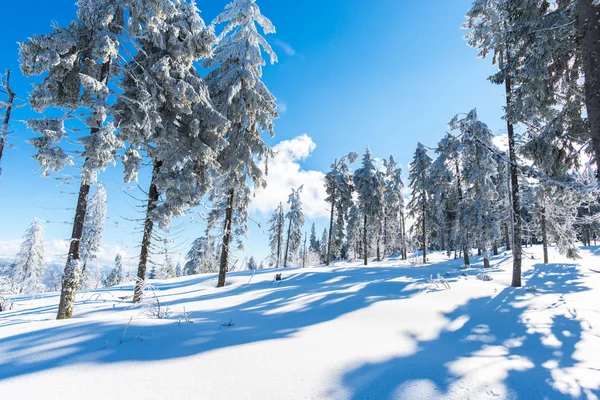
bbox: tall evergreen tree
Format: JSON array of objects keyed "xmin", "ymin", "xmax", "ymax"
[
  {"xmin": 204, "ymin": 0, "xmax": 279, "ymax": 288},
  {"xmin": 283, "ymin": 186, "xmax": 304, "ymax": 267},
  {"xmin": 80, "ymin": 182, "xmax": 107, "ymax": 287},
  {"xmin": 353, "ymin": 148, "xmax": 384, "ymax": 265},
  {"xmin": 13, "ymin": 219, "xmax": 46, "ymax": 294},
  {"xmin": 451, "ymin": 109, "xmax": 500, "ymax": 269},
  {"xmin": 407, "ymin": 143, "xmax": 433, "ymax": 264},
  {"xmin": 382, "ymin": 156, "xmax": 405, "ymax": 257},
  {"xmin": 115, "ymin": 0, "xmax": 228, "ymax": 302},
  {"xmin": 103, "ymin": 254, "xmax": 124, "ymax": 287},
  {"xmin": 464, "ymin": 0, "xmax": 523, "ymax": 285},
  {"xmin": 184, "ymin": 236, "xmax": 216, "ymax": 275},
  {"xmin": 20, "ymin": 0, "xmax": 125, "ymax": 318},
  {"xmin": 324, "ymin": 152, "xmax": 358, "ymax": 264},
  {"xmin": 309, "ymin": 223, "xmax": 319, "ymax": 253},
  {"xmin": 267, "ymin": 203, "xmax": 285, "ymax": 267}
]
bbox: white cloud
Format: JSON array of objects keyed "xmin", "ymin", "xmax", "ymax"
[
  {"xmin": 0, "ymin": 239, "xmax": 135, "ymax": 267},
  {"xmin": 251, "ymin": 134, "xmax": 328, "ymax": 219},
  {"xmin": 272, "ymin": 38, "xmax": 296, "ymax": 56}
]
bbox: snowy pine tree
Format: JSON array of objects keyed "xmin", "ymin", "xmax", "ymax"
[
  {"xmin": 382, "ymin": 156, "xmax": 405, "ymax": 258},
  {"xmin": 267, "ymin": 202, "xmax": 285, "ymax": 267},
  {"xmin": 284, "ymin": 186, "xmax": 305, "ymax": 267},
  {"xmin": 114, "ymin": 0, "xmax": 229, "ymax": 302},
  {"xmin": 203, "ymin": 0, "xmax": 279, "ymax": 287},
  {"xmin": 103, "ymin": 254, "xmax": 124, "ymax": 287},
  {"xmin": 184, "ymin": 236, "xmax": 216, "ymax": 275},
  {"xmin": 407, "ymin": 143, "xmax": 433, "ymax": 264},
  {"xmin": 324, "ymin": 152, "xmax": 359, "ymax": 264},
  {"xmin": 309, "ymin": 223, "xmax": 319, "ymax": 253},
  {"xmin": 13, "ymin": 219, "xmax": 46, "ymax": 294},
  {"xmin": 353, "ymin": 148, "xmax": 384, "ymax": 265},
  {"xmin": 80, "ymin": 182, "xmax": 107, "ymax": 287}
]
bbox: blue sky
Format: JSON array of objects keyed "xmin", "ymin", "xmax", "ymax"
[{"xmin": 0, "ymin": 0, "xmax": 505, "ymax": 269}]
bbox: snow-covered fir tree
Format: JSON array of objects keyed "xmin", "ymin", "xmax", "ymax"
[
  {"xmin": 451, "ymin": 109, "xmax": 500, "ymax": 268},
  {"xmin": 19, "ymin": 0, "xmax": 125, "ymax": 318},
  {"xmin": 407, "ymin": 143, "xmax": 433, "ymax": 264},
  {"xmin": 353, "ymin": 148, "xmax": 385, "ymax": 265},
  {"xmin": 203, "ymin": 0, "xmax": 279, "ymax": 287},
  {"xmin": 284, "ymin": 186, "xmax": 305, "ymax": 267},
  {"xmin": 114, "ymin": 0, "xmax": 228, "ymax": 302},
  {"xmin": 175, "ymin": 262, "xmax": 182, "ymax": 278},
  {"xmin": 247, "ymin": 256, "xmax": 257, "ymax": 270},
  {"xmin": 103, "ymin": 254, "xmax": 124, "ymax": 287},
  {"xmin": 309, "ymin": 223, "xmax": 319, "ymax": 253},
  {"xmin": 12, "ymin": 219, "xmax": 46, "ymax": 294},
  {"xmin": 324, "ymin": 152, "xmax": 359, "ymax": 264},
  {"xmin": 80, "ymin": 182, "xmax": 107, "ymax": 288},
  {"xmin": 267, "ymin": 202, "xmax": 285, "ymax": 267},
  {"xmin": 382, "ymin": 156, "xmax": 405, "ymax": 258},
  {"xmin": 345, "ymin": 204, "xmax": 362, "ymax": 260},
  {"xmin": 184, "ymin": 236, "xmax": 216, "ymax": 275},
  {"xmin": 319, "ymin": 228, "xmax": 328, "ymax": 264}
]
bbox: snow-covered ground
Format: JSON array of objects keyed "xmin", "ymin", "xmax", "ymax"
[{"xmin": 1, "ymin": 246, "xmax": 599, "ymax": 400}]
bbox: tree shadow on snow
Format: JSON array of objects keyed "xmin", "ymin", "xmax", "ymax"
[
  {"xmin": 0, "ymin": 261, "xmax": 461, "ymax": 382},
  {"xmin": 336, "ymin": 263, "xmax": 599, "ymax": 399}
]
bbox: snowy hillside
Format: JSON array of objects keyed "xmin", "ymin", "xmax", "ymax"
[{"xmin": 1, "ymin": 246, "xmax": 599, "ymax": 400}]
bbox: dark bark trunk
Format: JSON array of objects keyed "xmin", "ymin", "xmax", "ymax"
[
  {"xmin": 455, "ymin": 160, "xmax": 470, "ymax": 266},
  {"xmin": 463, "ymin": 230, "xmax": 470, "ymax": 266},
  {"xmin": 478, "ymin": 248, "xmax": 482, "ymax": 256},
  {"xmin": 56, "ymin": 182, "xmax": 91, "ymax": 318},
  {"xmin": 326, "ymin": 186, "xmax": 336, "ymax": 266},
  {"xmin": 493, "ymin": 242, "xmax": 499, "ymax": 256},
  {"xmin": 284, "ymin": 212, "xmax": 293, "ymax": 268},
  {"xmin": 276, "ymin": 204, "xmax": 283, "ymax": 267},
  {"xmin": 504, "ymin": 222, "xmax": 511, "ymax": 251},
  {"xmin": 363, "ymin": 214, "xmax": 368, "ymax": 265},
  {"xmin": 579, "ymin": 0, "xmax": 600, "ymax": 181},
  {"xmin": 132, "ymin": 161, "xmax": 161, "ymax": 302},
  {"xmin": 217, "ymin": 188, "xmax": 235, "ymax": 287},
  {"xmin": 376, "ymin": 233, "xmax": 381, "ymax": 262},
  {"xmin": 505, "ymin": 61, "xmax": 523, "ymax": 287},
  {"xmin": 484, "ymin": 254, "xmax": 490, "ymax": 269},
  {"xmin": 56, "ymin": 62, "xmax": 111, "ymax": 318},
  {"xmin": 383, "ymin": 216, "xmax": 388, "ymax": 258},
  {"xmin": 302, "ymin": 233, "xmax": 307, "ymax": 268},
  {"xmin": 422, "ymin": 192, "xmax": 427, "ymax": 265},
  {"xmin": 541, "ymin": 206, "xmax": 549, "ymax": 264},
  {"xmin": 401, "ymin": 212, "xmax": 407, "ymax": 260},
  {"xmin": 0, "ymin": 69, "xmax": 15, "ymax": 176}
]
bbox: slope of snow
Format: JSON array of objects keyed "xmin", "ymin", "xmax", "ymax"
[{"xmin": 1, "ymin": 246, "xmax": 599, "ymax": 399}]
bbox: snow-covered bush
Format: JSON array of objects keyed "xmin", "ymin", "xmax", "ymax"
[{"xmin": 477, "ymin": 273, "xmax": 493, "ymax": 282}]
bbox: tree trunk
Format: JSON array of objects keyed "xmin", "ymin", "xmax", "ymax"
[
  {"xmin": 541, "ymin": 206, "xmax": 548, "ymax": 264},
  {"xmin": 276, "ymin": 204, "xmax": 283, "ymax": 267},
  {"xmin": 455, "ymin": 160, "xmax": 470, "ymax": 266},
  {"xmin": 376, "ymin": 233, "xmax": 381, "ymax": 262},
  {"xmin": 363, "ymin": 214, "xmax": 368, "ymax": 265},
  {"xmin": 484, "ymin": 253, "xmax": 490, "ymax": 269},
  {"xmin": 56, "ymin": 182, "xmax": 91, "ymax": 319},
  {"xmin": 504, "ymin": 222, "xmax": 511, "ymax": 251},
  {"xmin": 504, "ymin": 59, "xmax": 523, "ymax": 287},
  {"xmin": 326, "ymin": 187, "xmax": 336, "ymax": 266},
  {"xmin": 422, "ymin": 192, "xmax": 427, "ymax": 265},
  {"xmin": 579, "ymin": 0, "xmax": 600, "ymax": 181},
  {"xmin": 217, "ymin": 188, "xmax": 235, "ymax": 287},
  {"xmin": 284, "ymin": 213, "xmax": 293, "ymax": 268},
  {"xmin": 0, "ymin": 69, "xmax": 15, "ymax": 176},
  {"xmin": 478, "ymin": 248, "xmax": 482, "ymax": 256},
  {"xmin": 493, "ymin": 241, "xmax": 499, "ymax": 256},
  {"xmin": 56, "ymin": 62, "xmax": 111, "ymax": 318},
  {"xmin": 302, "ymin": 232, "xmax": 307, "ymax": 268},
  {"xmin": 401, "ymin": 212, "xmax": 407, "ymax": 260},
  {"xmin": 132, "ymin": 161, "xmax": 161, "ymax": 303},
  {"xmin": 383, "ymin": 216, "xmax": 388, "ymax": 258}
]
